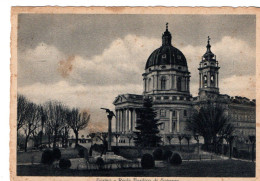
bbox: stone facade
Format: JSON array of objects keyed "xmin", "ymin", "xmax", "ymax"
[{"xmin": 113, "ymin": 25, "xmax": 256, "ymax": 145}]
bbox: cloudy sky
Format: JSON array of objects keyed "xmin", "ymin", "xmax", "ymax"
[{"xmin": 17, "ymin": 14, "xmax": 256, "ymax": 134}]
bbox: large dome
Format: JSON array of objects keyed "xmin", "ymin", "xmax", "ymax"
[{"xmin": 145, "ymin": 24, "xmax": 187, "ymax": 69}]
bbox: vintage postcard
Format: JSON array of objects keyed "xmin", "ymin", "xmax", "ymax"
[{"xmin": 10, "ymin": 7, "xmax": 260, "ymax": 181}]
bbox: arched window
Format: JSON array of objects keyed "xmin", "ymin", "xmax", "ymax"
[
  {"xmin": 203, "ymin": 75, "xmax": 207, "ymax": 88},
  {"xmin": 148, "ymin": 78, "xmax": 152, "ymax": 91},
  {"xmin": 177, "ymin": 77, "xmax": 182, "ymax": 91},
  {"xmin": 161, "ymin": 76, "xmax": 166, "ymax": 90},
  {"xmin": 210, "ymin": 75, "xmax": 215, "ymax": 86}
]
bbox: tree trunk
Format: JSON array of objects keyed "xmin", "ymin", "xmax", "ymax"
[
  {"xmin": 75, "ymin": 131, "xmax": 79, "ymax": 146},
  {"xmin": 251, "ymin": 143, "xmax": 255, "ymax": 162},
  {"xmin": 24, "ymin": 136, "xmax": 29, "ymax": 152},
  {"xmin": 53, "ymin": 128, "xmax": 57, "ymax": 148},
  {"xmin": 229, "ymin": 141, "xmax": 232, "ymax": 159},
  {"xmin": 197, "ymin": 140, "xmax": 200, "ymax": 155},
  {"xmin": 48, "ymin": 134, "xmax": 51, "ymax": 148}
]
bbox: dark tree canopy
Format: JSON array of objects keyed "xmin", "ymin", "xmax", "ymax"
[
  {"xmin": 186, "ymin": 103, "xmax": 234, "ymax": 146},
  {"xmin": 134, "ymin": 97, "xmax": 162, "ymax": 147}
]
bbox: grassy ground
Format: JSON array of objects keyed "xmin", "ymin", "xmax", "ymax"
[
  {"xmin": 17, "ymin": 159, "xmax": 255, "ymax": 177},
  {"xmin": 17, "ymin": 148, "xmax": 79, "ymax": 163}
]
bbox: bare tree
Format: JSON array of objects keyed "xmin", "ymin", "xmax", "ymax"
[
  {"xmin": 166, "ymin": 134, "xmax": 174, "ymax": 145},
  {"xmin": 60, "ymin": 124, "xmax": 70, "ymax": 148},
  {"xmin": 23, "ymin": 102, "xmax": 41, "ymax": 152},
  {"xmin": 178, "ymin": 134, "xmax": 184, "ymax": 151},
  {"xmin": 45, "ymin": 101, "xmax": 68, "ymax": 148},
  {"xmin": 88, "ymin": 133, "xmax": 96, "ymax": 146},
  {"xmin": 184, "ymin": 134, "xmax": 191, "ymax": 152},
  {"xmin": 17, "ymin": 94, "xmax": 29, "ymax": 131},
  {"xmin": 249, "ymin": 135, "xmax": 255, "ymax": 162},
  {"xmin": 113, "ymin": 133, "xmax": 120, "ymax": 146},
  {"xmin": 67, "ymin": 108, "xmax": 90, "ymax": 146}
]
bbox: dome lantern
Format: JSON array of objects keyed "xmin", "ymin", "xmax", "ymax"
[
  {"xmin": 203, "ymin": 36, "xmax": 215, "ymax": 60},
  {"xmin": 162, "ymin": 22, "xmax": 172, "ymax": 46},
  {"xmin": 145, "ymin": 23, "xmax": 187, "ymax": 70}
]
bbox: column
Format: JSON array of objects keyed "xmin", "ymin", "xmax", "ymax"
[
  {"xmin": 123, "ymin": 109, "xmax": 125, "ymax": 132},
  {"xmin": 156, "ymin": 74, "xmax": 159, "ymax": 90},
  {"xmin": 130, "ymin": 109, "xmax": 133, "ymax": 131},
  {"xmin": 207, "ymin": 72, "xmax": 210, "ymax": 87},
  {"xmin": 187, "ymin": 77, "xmax": 190, "ymax": 92},
  {"xmin": 143, "ymin": 78, "xmax": 146, "ymax": 93},
  {"xmin": 126, "ymin": 109, "xmax": 129, "ymax": 131},
  {"xmin": 176, "ymin": 110, "xmax": 180, "ymax": 133},
  {"xmin": 116, "ymin": 110, "xmax": 119, "ymax": 132},
  {"xmin": 172, "ymin": 75, "xmax": 175, "ymax": 89},
  {"xmin": 133, "ymin": 109, "xmax": 136, "ymax": 131},
  {"xmin": 121, "ymin": 109, "xmax": 124, "ymax": 132},
  {"xmin": 169, "ymin": 110, "xmax": 172, "ymax": 133},
  {"xmin": 217, "ymin": 72, "xmax": 219, "ymax": 88},
  {"xmin": 184, "ymin": 77, "xmax": 187, "ymax": 91},
  {"xmin": 174, "ymin": 75, "xmax": 177, "ymax": 89},
  {"xmin": 118, "ymin": 109, "xmax": 121, "ymax": 132},
  {"xmin": 199, "ymin": 73, "xmax": 201, "ymax": 88}
]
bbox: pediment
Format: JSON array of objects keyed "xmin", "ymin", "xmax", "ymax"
[{"xmin": 113, "ymin": 95, "xmax": 127, "ymax": 105}]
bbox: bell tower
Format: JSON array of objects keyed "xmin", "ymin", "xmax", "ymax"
[{"xmin": 198, "ymin": 36, "xmax": 220, "ymax": 98}]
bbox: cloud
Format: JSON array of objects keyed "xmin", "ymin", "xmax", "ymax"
[
  {"xmin": 18, "ymin": 34, "xmax": 256, "ymax": 133},
  {"xmin": 180, "ymin": 36, "xmax": 255, "ymax": 97},
  {"xmin": 18, "ymin": 81, "xmax": 143, "ymax": 132}
]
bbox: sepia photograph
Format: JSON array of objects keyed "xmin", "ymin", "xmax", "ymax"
[{"xmin": 10, "ymin": 7, "xmax": 258, "ymax": 179}]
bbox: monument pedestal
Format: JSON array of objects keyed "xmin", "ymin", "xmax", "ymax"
[{"xmin": 106, "ymin": 151, "xmax": 115, "ymax": 156}]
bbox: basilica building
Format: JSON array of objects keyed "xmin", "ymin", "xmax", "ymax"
[{"xmin": 113, "ymin": 24, "xmax": 255, "ymax": 145}]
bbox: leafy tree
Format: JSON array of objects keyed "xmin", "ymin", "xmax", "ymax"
[
  {"xmin": 67, "ymin": 108, "xmax": 90, "ymax": 146},
  {"xmin": 134, "ymin": 97, "xmax": 162, "ymax": 147},
  {"xmin": 186, "ymin": 103, "xmax": 234, "ymax": 152}
]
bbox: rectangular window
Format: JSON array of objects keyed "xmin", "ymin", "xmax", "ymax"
[
  {"xmin": 184, "ymin": 110, "xmax": 187, "ymax": 117},
  {"xmin": 160, "ymin": 109, "xmax": 166, "ymax": 117},
  {"xmin": 160, "ymin": 122, "xmax": 165, "ymax": 130},
  {"xmin": 172, "ymin": 110, "xmax": 176, "ymax": 117}
]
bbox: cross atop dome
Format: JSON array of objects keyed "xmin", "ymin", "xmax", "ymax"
[{"xmin": 166, "ymin": 22, "xmax": 168, "ymax": 31}]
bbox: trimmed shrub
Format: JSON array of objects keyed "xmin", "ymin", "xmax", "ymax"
[
  {"xmin": 53, "ymin": 148, "xmax": 61, "ymax": 160},
  {"xmin": 169, "ymin": 153, "xmax": 182, "ymax": 165},
  {"xmin": 96, "ymin": 157, "xmax": 105, "ymax": 170},
  {"xmin": 153, "ymin": 148, "xmax": 163, "ymax": 160},
  {"xmin": 59, "ymin": 159, "xmax": 71, "ymax": 169},
  {"xmin": 41, "ymin": 149, "xmax": 54, "ymax": 165},
  {"xmin": 163, "ymin": 150, "xmax": 173, "ymax": 161},
  {"xmin": 141, "ymin": 153, "xmax": 155, "ymax": 169}
]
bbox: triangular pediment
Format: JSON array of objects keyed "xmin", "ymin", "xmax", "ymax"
[{"xmin": 113, "ymin": 95, "xmax": 127, "ymax": 105}]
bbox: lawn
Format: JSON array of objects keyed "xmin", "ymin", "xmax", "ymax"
[
  {"xmin": 17, "ymin": 159, "xmax": 255, "ymax": 177},
  {"xmin": 17, "ymin": 148, "xmax": 79, "ymax": 164}
]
